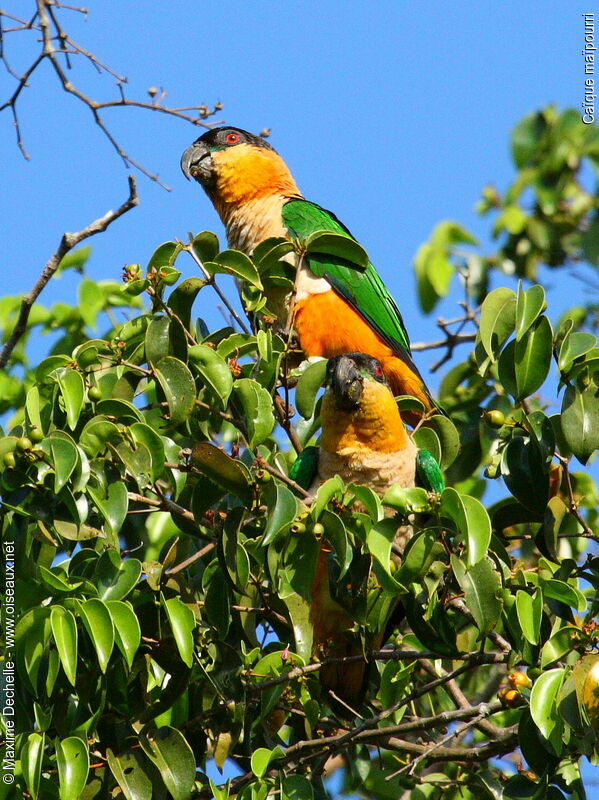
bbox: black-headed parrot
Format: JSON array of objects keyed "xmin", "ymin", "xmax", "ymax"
[
  {"xmin": 290, "ymin": 353, "xmax": 444, "ymax": 705},
  {"xmin": 181, "ymin": 127, "xmax": 442, "ymax": 424}
]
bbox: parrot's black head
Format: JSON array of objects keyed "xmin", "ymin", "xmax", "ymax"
[
  {"xmin": 326, "ymin": 353, "xmax": 388, "ymax": 412},
  {"xmin": 180, "ymin": 126, "xmax": 275, "ymax": 187}
]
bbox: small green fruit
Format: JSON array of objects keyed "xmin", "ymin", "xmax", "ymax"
[
  {"xmin": 3, "ymin": 452, "xmax": 16, "ymax": 468},
  {"xmin": 88, "ymin": 386, "xmax": 102, "ymax": 401},
  {"xmin": 28, "ymin": 427, "xmax": 44, "ymax": 443},
  {"xmin": 16, "ymin": 437, "xmax": 32, "ymax": 452},
  {"xmin": 484, "ymin": 410, "xmax": 506, "ymax": 429}
]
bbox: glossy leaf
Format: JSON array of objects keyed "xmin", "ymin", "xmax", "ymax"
[
  {"xmin": 106, "ymin": 748, "xmax": 154, "ymax": 800},
  {"xmin": 154, "ymin": 356, "xmax": 197, "ymax": 426},
  {"xmin": 514, "ymin": 315, "xmax": 553, "ymax": 400},
  {"xmin": 50, "ymin": 607, "xmax": 78, "ymax": 686},
  {"xmin": 516, "ymin": 589, "xmax": 543, "ymax": 645},
  {"xmin": 79, "ymin": 598, "xmax": 115, "ymax": 673},
  {"xmin": 192, "ymin": 230, "xmax": 219, "ymax": 262},
  {"xmin": 232, "ymin": 378, "xmax": 275, "ymax": 445},
  {"xmin": 106, "ymin": 601, "xmax": 141, "ymax": 670},
  {"xmin": 56, "ymin": 737, "xmax": 89, "ymax": 800},
  {"xmin": 530, "ymin": 668, "xmax": 566, "ymax": 751},
  {"xmin": 139, "ymin": 726, "xmax": 196, "ymax": 800},
  {"xmin": 262, "ymin": 482, "xmax": 299, "ymax": 544},
  {"xmin": 190, "ymin": 442, "xmax": 252, "ymax": 503},
  {"xmin": 452, "ymin": 556, "xmax": 502, "ymax": 635},
  {"xmin": 57, "ymin": 368, "xmax": 85, "ymax": 430},
  {"xmin": 94, "ymin": 549, "xmax": 141, "ymax": 601},
  {"xmin": 558, "ymin": 330, "xmax": 597, "ymax": 373},
  {"xmin": 188, "ymin": 343, "xmax": 234, "ymax": 406},
  {"xmin": 515, "ymin": 282, "xmax": 546, "ymax": 341},
  {"xmin": 560, "ymin": 378, "xmax": 599, "ymax": 464},
  {"xmin": 478, "ymin": 287, "xmax": 516, "ymax": 360},
  {"xmin": 163, "ymin": 595, "xmax": 196, "ymax": 668},
  {"xmin": 295, "ymin": 359, "xmax": 327, "ymax": 419},
  {"xmin": 21, "ymin": 732, "xmax": 45, "ymax": 800},
  {"xmin": 207, "ymin": 249, "xmax": 263, "ymax": 289}
]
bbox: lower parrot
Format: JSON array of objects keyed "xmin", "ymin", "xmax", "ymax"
[
  {"xmin": 289, "ymin": 353, "xmax": 444, "ymax": 705},
  {"xmin": 181, "ymin": 127, "xmax": 442, "ymax": 424}
]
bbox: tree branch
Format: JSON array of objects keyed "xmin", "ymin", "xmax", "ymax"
[
  {"xmin": 0, "ymin": 175, "xmax": 138, "ymax": 369},
  {"xmin": 0, "ymin": 2, "xmax": 222, "ymax": 186}
]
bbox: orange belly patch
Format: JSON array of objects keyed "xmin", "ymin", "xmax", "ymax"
[{"xmin": 293, "ymin": 290, "xmax": 432, "ymax": 409}]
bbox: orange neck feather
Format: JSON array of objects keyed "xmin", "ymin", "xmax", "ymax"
[
  {"xmin": 320, "ymin": 381, "xmax": 409, "ymax": 455},
  {"xmin": 210, "ymin": 145, "xmax": 301, "ymax": 222}
]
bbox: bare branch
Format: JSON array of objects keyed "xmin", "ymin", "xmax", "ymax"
[
  {"xmin": 0, "ymin": 2, "xmax": 222, "ymax": 186},
  {"xmin": 0, "ymin": 175, "xmax": 138, "ymax": 369}
]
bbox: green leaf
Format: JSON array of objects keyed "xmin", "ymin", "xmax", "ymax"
[
  {"xmin": 542, "ymin": 579, "xmax": 586, "ymax": 613},
  {"xmin": 87, "ymin": 481, "xmax": 128, "ymax": 537},
  {"xmin": 295, "ymin": 359, "xmax": 327, "ymax": 419},
  {"xmin": 148, "ymin": 240, "xmax": 182, "ymax": 270},
  {"xmin": 530, "ymin": 667, "xmax": 566, "ymax": 752},
  {"xmin": 163, "ymin": 595, "xmax": 195, "ymax": 668},
  {"xmin": 48, "ymin": 434, "xmax": 79, "ymax": 493},
  {"xmin": 188, "ymin": 344, "xmax": 234, "ymax": 407},
  {"xmin": 191, "ymin": 442, "xmax": 252, "ymax": 504},
  {"xmin": 57, "ymin": 368, "xmax": 85, "ymax": 430},
  {"xmin": 451, "ymin": 556, "xmax": 503, "ymax": 636},
  {"xmin": 79, "ymin": 598, "xmax": 115, "ymax": 673},
  {"xmin": 167, "ymin": 277, "xmax": 206, "ymax": 329},
  {"xmin": 250, "ymin": 746, "xmax": 285, "ymax": 779},
  {"xmin": 56, "ymin": 736, "xmax": 89, "ymax": 800},
  {"xmin": 95, "ymin": 398, "xmax": 143, "ymax": 424},
  {"xmin": 304, "ymin": 230, "xmax": 369, "ymax": 268},
  {"xmin": 129, "ymin": 422, "xmax": 166, "ymax": 483},
  {"xmin": 94, "ymin": 549, "xmax": 141, "ymax": 601},
  {"xmin": 558, "ymin": 330, "xmax": 597, "ymax": 374},
  {"xmin": 516, "ymin": 282, "xmax": 547, "ymax": 341},
  {"xmin": 192, "ymin": 230, "xmax": 220, "ymax": 262},
  {"xmin": 502, "ymin": 437, "xmax": 549, "ymax": 515},
  {"xmin": 116, "ymin": 440, "xmax": 153, "ymax": 489},
  {"xmin": 478, "ymin": 287, "xmax": 517, "ymax": 360},
  {"xmin": 311, "ymin": 475, "xmax": 345, "ymax": 519},
  {"xmin": 139, "ymin": 726, "xmax": 196, "ymax": 800},
  {"xmin": 427, "ymin": 414, "xmax": 460, "ymax": 469},
  {"xmin": 394, "ymin": 527, "xmax": 445, "ymax": 586},
  {"xmin": 514, "ymin": 315, "xmax": 553, "ymax": 400},
  {"xmin": 106, "ymin": 748, "xmax": 154, "ymax": 800},
  {"xmin": 560, "ymin": 377, "xmax": 599, "ymax": 464},
  {"xmin": 50, "ymin": 607, "xmax": 78, "ymax": 686},
  {"xmin": 154, "ymin": 356, "xmax": 197, "ymax": 426},
  {"xmin": 79, "ymin": 416, "xmax": 122, "ymax": 457},
  {"xmin": 145, "ymin": 315, "xmax": 188, "ymax": 364},
  {"xmin": 207, "ymin": 249, "xmax": 263, "ymax": 289},
  {"xmin": 441, "ymin": 487, "xmax": 491, "ymax": 566},
  {"xmin": 512, "ymin": 110, "xmax": 547, "ymax": 168},
  {"xmin": 232, "ymin": 378, "xmax": 275, "ymax": 445},
  {"xmin": 262, "ymin": 482, "xmax": 299, "ymax": 544},
  {"xmin": 106, "ymin": 601, "xmax": 141, "ymax": 670},
  {"xmin": 58, "ymin": 244, "xmax": 92, "ymax": 272},
  {"xmin": 516, "ymin": 589, "xmax": 543, "ymax": 645},
  {"xmin": 22, "ymin": 732, "xmax": 45, "ymax": 799},
  {"xmin": 282, "ymin": 775, "xmax": 314, "ymax": 800}
]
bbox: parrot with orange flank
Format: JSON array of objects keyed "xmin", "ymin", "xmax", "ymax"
[
  {"xmin": 181, "ymin": 126, "xmax": 443, "ymax": 424},
  {"xmin": 289, "ymin": 353, "xmax": 444, "ymax": 705}
]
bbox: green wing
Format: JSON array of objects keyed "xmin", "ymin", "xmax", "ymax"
[
  {"xmin": 289, "ymin": 445, "xmax": 319, "ymax": 491},
  {"xmin": 416, "ymin": 449, "xmax": 445, "ymax": 494},
  {"xmin": 282, "ymin": 199, "xmax": 416, "ymax": 361}
]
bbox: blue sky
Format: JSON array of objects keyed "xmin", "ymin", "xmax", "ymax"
[
  {"xmin": 3, "ymin": 0, "xmax": 598, "ymax": 793},
  {"xmin": 2, "ymin": 1, "xmax": 592, "ymax": 375}
]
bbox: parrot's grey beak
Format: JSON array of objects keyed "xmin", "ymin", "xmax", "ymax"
[
  {"xmin": 180, "ymin": 141, "xmax": 212, "ymax": 183},
  {"xmin": 328, "ymin": 355, "xmax": 364, "ymax": 411}
]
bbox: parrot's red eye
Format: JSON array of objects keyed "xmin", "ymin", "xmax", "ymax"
[
  {"xmin": 374, "ymin": 364, "xmax": 384, "ymax": 377},
  {"xmin": 225, "ymin": 132, "xmax": 240, "ymax": 144}
]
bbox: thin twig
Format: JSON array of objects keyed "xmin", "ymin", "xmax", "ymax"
[
  {"xmin": 182, "ymin": 242, "xmax": 251, "ymax": 334},
  {"xmin": 0, "ymin": 175, "xmax": 138, "ymax": 369}
]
